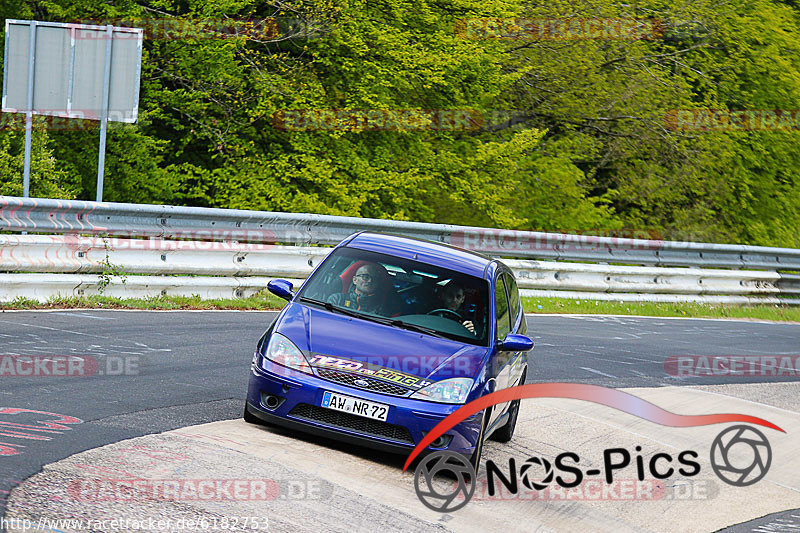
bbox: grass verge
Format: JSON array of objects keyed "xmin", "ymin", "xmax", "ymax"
[
  {"xmin": 0, "ymin": 292, "xmax": 287, "ymax": 311},
  {"xmin": 522, "ymin": 297, "xmax": 800, "ymax": 322},
  {"xmin": 1, "ymin": 293, "xmax": 798, "ymax": 322}
]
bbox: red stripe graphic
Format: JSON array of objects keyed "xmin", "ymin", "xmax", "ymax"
[{"xmin": 402, "ymin": 383, "xmax": 784, "ymax": 471}]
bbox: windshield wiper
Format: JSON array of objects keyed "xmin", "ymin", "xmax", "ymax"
[
  {"xmin": 389, "ymin": 319, "xmax": 449, "ymax": 339},
  {"xmin": 297, "ymin": 297, "xmax": 351, "ymax": 316},
  {"xmin": 298, "ymin": 297, "xmax": 394, "ymax": 325}
]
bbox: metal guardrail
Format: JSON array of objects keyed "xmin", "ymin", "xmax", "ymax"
[
  {"xmin": 3, "ymin": 195, "xmax": 800, "ymax": 270},
  {"xmin": 0, "ymin": 274, "xmax": 292, "ymax": 301},
  {"xmin": 0, "ymin": 235, "xmax": 327, "ymax": 277},
  {"xmin": 3, "ymin": 273, "xmax": 793, "ymax": 304},
  {"xmin": 1, "ymin": 234, "xmax": 798, "ymax": 304}
]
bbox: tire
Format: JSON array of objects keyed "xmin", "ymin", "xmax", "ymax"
[
  {"xmin": 489, "ymin": 399, "xmax": 519, "ymax": 443},
  {"xmin": 469, "ymin": 410, "xmax": 490, "ymax": 475},
  {"xmin": 490, "ymin": 367, "xmax": 526, "ymax": 443},
  {"xmin": 243, "ymin": 402, "xmax": 262, "ymax": 425}
]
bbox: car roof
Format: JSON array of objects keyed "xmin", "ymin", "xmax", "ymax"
[{"xmin": 345, "ymin": 232, "xmax": 493, "ymax": 279}]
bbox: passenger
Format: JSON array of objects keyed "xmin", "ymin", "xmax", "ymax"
[
  {"xmin": 328, "ymin": 262, "xmax": 396, "ymax": 315},
  {"xmin": 432, "ymin": 282, "xmax": 476, "ymax": 333}
]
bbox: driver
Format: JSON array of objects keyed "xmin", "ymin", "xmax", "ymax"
[
  {"xmin": 328, "ymin": 262, "xmax": 396, "ymax": 315},
  {"xmin": 431, "ymin": 281, "xmax": 476, "ymax": 333}
]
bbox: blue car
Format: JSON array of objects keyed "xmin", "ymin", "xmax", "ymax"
[{"xmin": 244, "ymin": 232, "xmax": 533, "ymax": 467}]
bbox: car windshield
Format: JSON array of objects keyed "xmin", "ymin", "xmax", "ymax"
[{"xmin": 297, "ymin": 246, "xmax": 490, "ymax": 346}]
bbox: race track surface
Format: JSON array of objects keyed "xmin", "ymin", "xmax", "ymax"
[{"xmin": 0, "ymin": 311, "xmax": 798, "ymax": 531}]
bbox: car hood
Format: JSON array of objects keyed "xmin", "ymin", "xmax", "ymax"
[{"xmin": 273, "ymin": 302, "xmax": 489, "ymax": 382}]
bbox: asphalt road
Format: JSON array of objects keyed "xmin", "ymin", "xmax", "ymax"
[
  {"xmin": 528, "ymin": 314, "xmax": 800, "ymax": 387},
  {"xmin": 0, "ymin": 310, "xmax": 798, "ymax": 528}
]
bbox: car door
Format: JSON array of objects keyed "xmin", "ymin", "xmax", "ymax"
[
  {"xmin": 502, "ymin": 272, "xmax": 528, "ymax": 388},
  {"xmin": 489, "ymin": 272, "xmax": 514, "ymax": 427}
]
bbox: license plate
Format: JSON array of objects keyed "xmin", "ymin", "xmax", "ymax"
[{"xmin": 321, "ymin": 391, "xmax": 389, "ymax": 421}]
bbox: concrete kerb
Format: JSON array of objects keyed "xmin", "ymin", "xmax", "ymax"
[{"xmin": 4, "ymin": 383, "xmax": 799, "ymax": 532}]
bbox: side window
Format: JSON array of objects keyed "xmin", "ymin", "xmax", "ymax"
[
  {"xmin": 494, "ymin": 275, "xmax": 511, "ymax": 340},
  {"xmin": 504, "ymin": 273, "xmax": 521, "ymax": 328}
]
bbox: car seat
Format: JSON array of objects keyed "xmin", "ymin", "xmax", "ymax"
[
  {"xmin": 339, "ymin": 260, "xmax": 370, "ymax": 292},
  {"xmin": 338, "ymin": 260, "xmax": 401, "ymax": 315}
]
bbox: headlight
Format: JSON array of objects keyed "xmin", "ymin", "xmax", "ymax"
[
  {"xmin": 409, "ymin": 378, "xmax": 474, "ymax": 404},
  {"xmin": 263, "ymin": 333, "xmax": 313, "ymax": 375}
]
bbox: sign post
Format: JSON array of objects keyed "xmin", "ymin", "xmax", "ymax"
[
  {"xmin": 22, "ymin": 20, "xmax": 37, "ymax": 198},
  {"xmin": 96, "ymin": 24, "xmax": 114, "ymax": 202}
]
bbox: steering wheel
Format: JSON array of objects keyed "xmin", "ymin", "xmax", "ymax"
[{"xmin": 427, "ymin": 308, "xmax": 463, "ymax": 321}]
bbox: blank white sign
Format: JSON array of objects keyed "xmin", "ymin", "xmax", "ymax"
[{"xmin": 2, "ymin": 20, "xmax": 142, "ymax": 122}]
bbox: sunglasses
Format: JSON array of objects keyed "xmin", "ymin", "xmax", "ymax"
[{"xmin": 354, "ymin": 273, "xmax": 374, "ymax": 282}]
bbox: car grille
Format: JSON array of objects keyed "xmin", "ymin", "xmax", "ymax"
[
  {"xmin": 289, "ymin": 403, "xmax": 414, "ymax": 444},
  {"xmin": 315, "ymin": 369, "xmax": 411, "ymax": 397}
]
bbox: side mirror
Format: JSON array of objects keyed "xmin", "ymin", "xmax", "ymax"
[
  {"xmin": 267, "ymin": 279, "xmax": 294, "ymax": 301},
  {"xmin": 499, "ymin": 333, "xmax": 534, "ymax": 352}
]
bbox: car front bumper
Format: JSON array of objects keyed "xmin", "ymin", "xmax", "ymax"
[{"xmin": 246, "ymin": 359, "xmax": 483, "ymax": 457}]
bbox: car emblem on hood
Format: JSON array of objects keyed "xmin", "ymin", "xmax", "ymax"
[{"xmin": 354, "ymin": 378, "xmax": 370, "ymax": 388}]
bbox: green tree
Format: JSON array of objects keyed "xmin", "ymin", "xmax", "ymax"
[
  {"xmin": 0, "ymin": 125, "xmax": 77, "ymax": 198},
  {"xmin": 1, "ymin": 0, "xmax": 799, "ymax": 248}
]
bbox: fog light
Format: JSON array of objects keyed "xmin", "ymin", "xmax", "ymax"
[
  {"xmin": 426, "ymin": 434, "xmax": 453, "ymax": 449},
  {"xmin": 260, "ymin": 393, "xmax": 285, "ymax": 410}
]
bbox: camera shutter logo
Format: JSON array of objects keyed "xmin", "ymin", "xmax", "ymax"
[
  {"xmin": 414, "ymin": 451, "xmax": 476, "ymax": 512},
  {"xmin": 710, "ymin": 425, "xmax": 772, "ymax": 487},
  {"xmin": 519, "ymin": 456, "xmax": 554, "ymax": 490}
]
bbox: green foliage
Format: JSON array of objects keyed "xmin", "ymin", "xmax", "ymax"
[
  {"xmin": 1, "ymin": 0, "xmax": 799, "ymax": 247},
  {"xmin": 0, "ymin": 126, "xmax": 77, "ymax": 198}
]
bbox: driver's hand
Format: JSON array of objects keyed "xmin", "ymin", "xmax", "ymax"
[{"xmin": 462, "ymin": 320, "xmax": 475, "ymax": 333}]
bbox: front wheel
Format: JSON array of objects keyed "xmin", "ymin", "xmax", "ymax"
[
  {"xmin": 468, "ymin": 409, "xmax": 490, "ymax": 475},
  {"xmin": 490, "ymin": 368, "xmax": 526, "ymax": 443},
  {"xmin": 489, "ymin": 399, "xmax": 519, "ymax": 443},
  {"xmin": 243, "ymin": 402, "xmax": 262, "ymax": 425}
]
